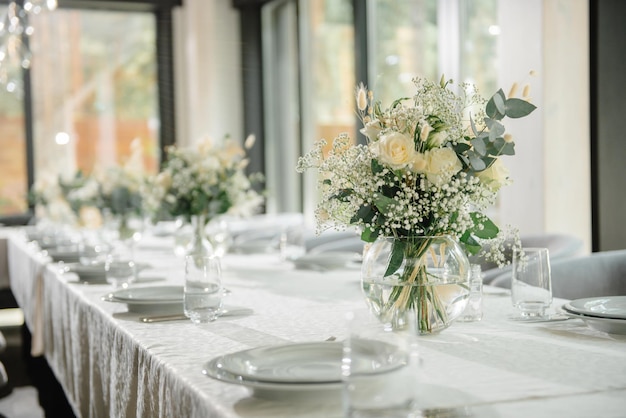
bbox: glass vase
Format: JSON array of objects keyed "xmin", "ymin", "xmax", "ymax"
[
  {"xmin": 186, "ymin": 214, "xmax": 214, "ymax": 263},
  {"xmin": 361, "ymin": 235, "xmax": 471, "ymax": 335}
]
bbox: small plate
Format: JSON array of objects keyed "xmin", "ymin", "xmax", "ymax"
[
  {"xmin": 562, "ymin": 307, "xmax": 626, "ymax": 335},
  {"xmin": 102, "ymin": 285, "xmax": 183, "ymax": 314},
  {"xmin": 62, "ymin": 262, "xmax": 107, "ymax": 283},
  {"xmin": 213, "ymin": 340, "xmax": 403, "ymax": 384},
  {"xmin": 565, "ymin": 296, "xmax": 626, "ymax": 320}
]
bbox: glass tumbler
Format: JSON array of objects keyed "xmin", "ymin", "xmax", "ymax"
[
  {"xmin": 511, "ymin": 247, "xmax": 552, "ymax": 318},
  {"xmin": 184, "ymin": 255, "xmax": 224, "ymax": 324}
]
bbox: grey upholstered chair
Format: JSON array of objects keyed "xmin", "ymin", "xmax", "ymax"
[
  {"xmin": 490, "ymin": 249, "xmax": 626, "ymax": 300},
  {"xmin": 477, "ymin": 233, "xmax": 585, "ymax": 284}
]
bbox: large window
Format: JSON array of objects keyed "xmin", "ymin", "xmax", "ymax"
[
  {"xmin": 0, "ymin": 0, "xmax": 178, "ymax": 220},
  {"xmin": 29, "ymin": 9, "xmax": 159, "ymax": 181},
  {"xmin": 261, "ymin": 0, "xmax": 499, "ymax": 221},
  {"xmin": 0, "ymin": 4, "xmax": 28, "ymax": 215}
]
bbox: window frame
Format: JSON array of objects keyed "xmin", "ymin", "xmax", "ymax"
[{"xmin": 0, "ymin": 0, "xmax": 180, "ymax": 218}]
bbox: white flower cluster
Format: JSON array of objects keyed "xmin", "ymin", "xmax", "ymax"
[
  {"xmin": 147, "ymin": 136, "xmax": 264, "ymax": 221},
  {"xmin": 298, "ymin": 76, "xmax": 536, "ymax": 261}
]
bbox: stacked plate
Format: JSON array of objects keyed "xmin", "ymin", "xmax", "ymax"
[
  {"xmin": 202, "ymin": 340, "xmax": 404, "ymax": 393},
  {"xmin": 562, "ymin": 296, "xmax": 626, "ymax": 334},
  {"xmin": 62, "ymin": 262, "xmax": 107, "ymax": 284},
  {"xmin": 102, "ymin": 285, "xmax": 184, "ymax": 315}
]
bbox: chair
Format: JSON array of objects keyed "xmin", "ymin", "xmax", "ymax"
[
  {"xmin": 477, "ymin": 233, "xmax": 585, "ymax": 284},
  {"xmin": 490, "ymin": 249, "xmax": 626, "ymax": 300}
]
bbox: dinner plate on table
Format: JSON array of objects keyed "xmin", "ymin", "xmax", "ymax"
[
  {"xmin": 203, "ymin": 340, "xmax": 404, "ymax": 391},
  {"xmin": 46, "ymin": 248, "xmax": 81, "ymax": 263},
  {"xmin": 291, "ymin": 252, "xmax": 361, "ymax": 271},
  {"xmin": 561, "ymin": 306, "xmax": 626, "ymax": 335},
  {"xmin": 61, "ymin": 262, "xmax": 107, "ymax": 284},
  {"xmin": 563, "ymin": 296, "xmax": 626, "ymax": 320},
  {"xmin": 102, "ymin": 285, "xmax": 183, "ymax": 314}
]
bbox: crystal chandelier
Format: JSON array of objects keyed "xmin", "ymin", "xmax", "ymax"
[{"xmin": 0, "ymin": 0, "xmax": 57, "ymax": 95}]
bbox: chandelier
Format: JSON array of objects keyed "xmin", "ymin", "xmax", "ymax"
[{"xmin": 0, "ymin": 0, "xmax": 57, "ymax": 95}]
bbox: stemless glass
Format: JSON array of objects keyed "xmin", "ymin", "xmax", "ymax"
[
  {"xmin": 511, "ymin": 247, "xmax": 552, "ymax": 318},
  {"xmin": 342, "ymin": 310, "xmax": 422, "ymax": 417},
  {"xmin": 184, "ymin": 255, "xmax": 224, "ymax": 324}
]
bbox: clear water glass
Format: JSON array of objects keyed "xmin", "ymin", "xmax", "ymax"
[
  {"xmin": 105, "ymin": 256, "xmax": 137, "ymax": 288},
  {"xmin": 279, "ymin": 224, "xmax": 306, "ymax": 261},
  {"xmin": 459, "ymin": 264, "xmax": 483, "ymax": 322},
  {"xmin": 342, "ymin": 310, "xmax": 422, "ymax": 417},
  {"xmin": 511, "ymin": 247, "xmax": 552, "ymax": 318},
  {"xmin": 184, "ymin": 255, "xmax": 223, "ymax": 324}
]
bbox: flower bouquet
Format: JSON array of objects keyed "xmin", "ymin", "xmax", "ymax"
[
  {"xmin": 146, "ymin": 135, "xmax": 264, "ymax": 258},
  {"xmin": 297, "ymin": 76, "xmax": 536, "ymax": 333}
]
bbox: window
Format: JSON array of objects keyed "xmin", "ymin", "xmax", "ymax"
[
  {"xmin": 260, "ymin": 0, "xmax": 499, "ymax": 222},
  {"xmin": 29, "ymin": 9, "xmax": 159, "ymax": 180},
  {"xmin": 0, "ymin": 3, "xmax": 28, "ymax": 215},
  {"xmin": 0, "ymin": 0, "xmax": 179, "ymax": 219}
]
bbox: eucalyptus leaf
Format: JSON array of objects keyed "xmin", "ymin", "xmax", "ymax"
[
  {"xmin": 505, "ymin": 98, "xmax": 537, "ymax": 118},
  {"xmin": 486, "ymin": 89, "xmax": 506, "ymax": 120},
  {"xmin": 469, "ymin": 156, "xmax": 486, "ymax": 171},
  {"xmin": 471, "ymin": 138, "xmax": 487, "ymax": 156}
]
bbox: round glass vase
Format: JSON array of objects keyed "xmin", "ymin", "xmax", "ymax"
[
  {"xmin": 185, "ymin": 214, "xmax": 214, "ymax": 263},
  {"xmin": 361, "ymin": 235, "xmax": 471, "ymax": 335}
]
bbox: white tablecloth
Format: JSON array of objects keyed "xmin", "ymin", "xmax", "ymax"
[{"xmin": 6, "ymin": 229, "xmax": 626, "ymax": 418}]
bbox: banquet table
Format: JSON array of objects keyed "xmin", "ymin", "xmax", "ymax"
[{"xmin": 4, "ymin": 227, "xmax": 626, "ymax": 418}]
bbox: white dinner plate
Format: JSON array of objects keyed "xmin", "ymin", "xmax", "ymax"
[
  {"xmin": 292, "ymin": 252, "xmax": 360, "ymax": 271},
  {"xmin": 102, "ymin": 285, "xmax": 183, "ymax": 314},
  {"xmin": 562, "ymin": 307, "xmax": 626, "ymax": 335},
  {"xmin": 212, "ymin": 340, "xmax": 403, "ymax": 384},
  {"xmin": 565, "ymin": 296, "xmax": 626, "ymax": 320},
  {"xmin": 46, "ymin": 249, "xmax": 81, "ymax": 263},
  {"xmin": 202, "ymin": 357, "xmax": 342, "ymax": 393},
  {"xmin": 62, "ymin": 262, "xmax": 107, "ymax": 283}
]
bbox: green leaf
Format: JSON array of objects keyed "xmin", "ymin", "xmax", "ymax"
[
  {"xmin": 353, "ymin": 204, "xmax": 375, "ymax": 224},
  {"xmin": 469, "ymin": 155, "xmax": 486, "ymax": 171},
  {"xmin": 331, "ymin": 188, "xmax": 353, "ymax": 202},
  {"xmin": 371, "ymin": 159, "xmax": 384, "ymax": 174},
  {"xmin": 505, "ymin": 98, "xmax": 537, "ymax": 118},
  {"xmin": 469, "ymin": 114, "xmax": 479, "ymax": 136},
  {"xmin": 460, "ymin": 231, "xmax": 482, "ymax": 255},
  {"xmin": 385, "ymin": 239, "xmax": 406, "ymax": 277},
  {"xmin": 471, "ymin": 213, "xmax": 500, "ymax": 239},
  {"xmin": 453, "ymin": 142, "xmax": 471, "ymax": 155},
  {"xmin": 374, "ymin": 195, "xmax": 396, "ymax": 214},
  {"xmin": 360, "ymin": 228, "xmax": 378, "ymax": 243},
  {"xmin": 471, "ymin": 138, "xmax": 487, "ymax": 156},
  {"xmin": 486, "ymin": 89, "xmax": 506, "ymax": 120}
]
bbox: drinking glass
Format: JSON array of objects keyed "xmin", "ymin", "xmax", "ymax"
[
  {"xmin": 342, "ymin": 310, "xmax": 422, "ymax": 417},
  {"xmin": 105, "ymin": 255, "xmax": 137, "ymax": 289},
  {"xmin": 184, "ymin": 255, "xmax": 224, "ymax": 324},
  {"xmin": 511, "ymin": 247, "xmax": 552, "ymax": 318},
  {"xmin": 279, "ymin": 224, "xmax": 306, "ymax": 261}
]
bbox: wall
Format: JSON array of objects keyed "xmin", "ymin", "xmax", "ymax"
[{"xmin": 497, "ymin": 0, "xmax": 591, "ymax": 253}]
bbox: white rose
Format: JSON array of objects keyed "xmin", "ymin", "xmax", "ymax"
[
  {"xmin": 375, "ymin": 131, "xmax": 416, "ymax": 169},
  {"xmin": 425, "ymin": 148, "xmax": 462, "ymax": 186},
  {"xmin": 410, "ymin": 152, "xmax": 428, "ymax": 173},
  {"xmin": 477, "ymin": 159, "xmax": 511, "ymax": 191}
]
